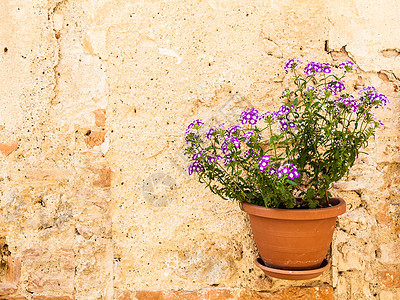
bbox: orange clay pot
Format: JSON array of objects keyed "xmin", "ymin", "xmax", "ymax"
[{"xmin": 242, "ymin": 197, "xmax": 346, "ymax": 271}]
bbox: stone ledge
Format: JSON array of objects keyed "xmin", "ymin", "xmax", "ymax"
[
  {"xmin": 0, "ymin": 296, "xmax": 26, "ymax": 300},
  {"xmin": 129, "ymin": 286, "xmax": 334, "ymax": 300},
  {"xmin": 32, "ymin": 296, "xmax": 75, "ymax": 300}
]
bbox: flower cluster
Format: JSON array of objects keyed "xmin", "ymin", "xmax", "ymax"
[
  {"xmin": 258, "ymin": 155, "xmax": 271, "ymax": 172},
  {"xmin": 185, "ymin": 119, "xmax": 205, "ymax": 139},
  {"xmin": 205, "ymin": 127, "xmax": 216, "ymax": 139},
  {"xmin": 188, "ymin": 161, "xmax": 202, "ymax": 175},
  {"xmin": 275, "ymin": 164, "xmax": 300, "ymax": 180},
  {"xmin": 187, "ymin": 119, "xmax": 204, "ymax": 130},
  {"xmin": 227, "ymin": 125, "xmax": 241, "ymax": 137},
  {"xmin": 304, "ymin": 62, "xmax": 332, "ymax": 76},
  {"xmin": 284, "ymin": 58, "xmax": 302, "ymax": 71},
  {"xmin": 322, "ymin": 80, "xmax": 345, "ymax": 96},
  {"xmin": 336, "ymin": 96, "xmax": 360, "ymax": 113},
  {"xmin": 274, "ymin": 105, "xmax": 296, "ymax": 130},
  {"xmin": 359, "ymin": 87, "xmax": 389, "ymax": 107},
  {"xmin": 339, "ymin": 60, "xmax": 356, "ymax": 71},
  {"xmin": 258, "ymin": 157, "xmax": 300, "ymax": 181},
  {"xmin": 243, "ymin": 131, "xmax": 254, "ymax": 143},
  {"xmin": 240, "ymin": 108, "xmax": 259, "ymax": 125},
  {"xmin": 244, "ymin": 148, "xmax": 259, "ymax": 158}
]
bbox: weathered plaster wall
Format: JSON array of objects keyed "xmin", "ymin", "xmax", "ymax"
[{"xmin": 0, "ymin": 0, "xmax": 399, "ymax": 299}]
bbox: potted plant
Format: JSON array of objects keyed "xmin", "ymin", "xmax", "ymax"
[{"xmin": 183, "ymin": 59, "xmax": 388, "ymax": 279}]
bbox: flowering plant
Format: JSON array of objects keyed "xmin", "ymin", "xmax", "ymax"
[{"xmin": 184, "ymin": 59, "xmax": 388, "ymax": 209}]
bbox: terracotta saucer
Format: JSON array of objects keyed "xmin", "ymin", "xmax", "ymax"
[{"xmin": 254, "ymin": 258, "xmax": 330, "ymax": 280}]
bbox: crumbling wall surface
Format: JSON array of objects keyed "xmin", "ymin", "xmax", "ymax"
[{"xmin": 0, "ymin": 0, "xmax": 399, "ymax": 299}]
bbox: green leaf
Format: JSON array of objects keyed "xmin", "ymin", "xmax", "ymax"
[{"xmin": 286, "ymin": 179, "xmax": 297, "ymax": 186}]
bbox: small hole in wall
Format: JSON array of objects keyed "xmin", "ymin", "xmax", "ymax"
[
  {"xmin": 4, "ymin": 47, "xmax": 8, "ymax": 53},
  {"xmin": 324, "ymin": 40, "xmax": 329, "ymax": 53},
  {"xmin": 375, "ymin": 249, "xmax": 381, "ymax": 258}
]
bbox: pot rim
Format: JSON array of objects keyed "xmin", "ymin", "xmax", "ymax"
[{"xmin": 241, "ymin": 197, "xmax": 346, "ymax": 220}]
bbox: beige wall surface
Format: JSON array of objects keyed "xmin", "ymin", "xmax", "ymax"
[{"xmin": 0, "ymin": 0, "xmax": 399, "ymax": 299}]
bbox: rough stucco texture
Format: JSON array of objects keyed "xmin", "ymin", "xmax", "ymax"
[{"xmin": 0, "ymin": 0, "xmax": 399, "ymax": 299}]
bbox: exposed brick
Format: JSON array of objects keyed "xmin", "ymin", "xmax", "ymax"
[
  {"xmin": 115, "ymin": 289, "xmax": 132, "ymax": 300},
  {"xmin": 27, "ymin": 272, "xmax": 74, "ymax": 294},
  {"xmin": 135, "ymin": 288, "xmax": 333, "ymax": 300},
  {"xmin": 197, "ymin": 289, "xmax": 234, "ymax": 299},
  {"xmin": 379, "ymin": 270, "xmax": 400, "ymax": 288},
  {"xmin": 93, "ymin": 109, "xmax": 106, "ymax": 127},
  {"xmin": 380, "ymin": 290, "xmax": 400, "ymax": 300},
  {"xmin": 0, "ymin": 296, "xmax": 26, "ymax": 300},
  {"xmin": 379, "ymin": 242, "xmax": 400, "ymax": 264},
  {"xmin": 377, "ymin": 202, "xmax": 400, "ymax": 233},
  {"xmin": 238, "ymin": 286, "xmax": 334, "ymax": 300},
  {"xmin": 0, "ymin": 143, "xmax": 18, "ymax": 156},
  {"xmin": 92, "ymin": 167, "xmax": 111, "ymax": 187},
  {"xmin": 85, "ymin": 130, "xmax": 106, "ymax": 148},
  {"xmin": 237, "ymin": 290, "xmax": 267, "ymax": 300},
  {"xmin": 5, "ymin": 257, "xmax": 21, "ymax": 284},
  {"xmin": 22, "ymin": 248, "xmax": 45, "ymax": 260},
  {"xmin": 0, "ymin": 283, "xmax": 17, "ymax": 296},
  {"xmin": 135, "ymin": 289, "xmax": 234, "ymax": 300},
  {"xmin": 135, "ymin": 291, "xmax": 165, "ymax": 300}
]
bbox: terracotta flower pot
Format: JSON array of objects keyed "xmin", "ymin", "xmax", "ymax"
[{"xmin": 242, "ymin": 197, "xmax": 346, "ymax": 271}]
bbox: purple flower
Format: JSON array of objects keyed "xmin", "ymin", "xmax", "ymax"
[
  {"xmin": 259, "ymin": 111, "xmax": 272, "ymax": 120},
  {"xmin": 224, "ymin": 154, "xmax": 234, "ymax": 165},
  {"xmin": 324, "ymin": 80, "xmax": 345, "ymax": 95},
  {"xmin": 280, "ymin": 105, "xmax": 291, "ymax": 114},
  {"xmin": 192, "ymin": 152, "xmax": 202, "ymax": 160},
  {"xmin": 275, "ymin": 163, "xmax": 300, "ymax": 180},
  {"xmin": 244, "ymin": 131, "xmax": 254, "ymax": 143},
  {"xmin": 188, "ymin": 161, "xmax": 202, "ymax": 175},
  {"xmin": 240, "ymin": 108, "xmax": 259, "ymax": 125},
  {"xmin": 359, "ymin": 86, "xmax": 388, "ymax": 107},
  {"xmin": 207, "ymin": 156, "xmax": 216, "ymax": 164},
  {"xmin": 258, "ymin": 155, "xmax": 271, "ymax": 172},
  {"xmin": 185, "ymin": 119, "xmax": 205, "ymax": 136},
  {"xmin": 227, "ymin": 125, "xmax": 242, "ymax": 137},
  {"xmin": 336, "ymin": 96, "xmax": 360, "ymax": 112},
  {"xmin": 206, "ymin": 126, "xmax": 216, "ymax": 139},
  {"xmin": 187, "ymin": 119, "xmax": 204, "ymax": 130},
  {"xmin": 244, "ymin": 149, "xmax": 259, "ymax": 158},
  {"xmin": 339, "ymin": 60, "xmax": 356, "ymax": 71},
  {"xmin": 231, "ymin": 138, "xmax": 240, "ymax": 148},
  {"xmin": 284, "ymin": 58, "xmax": 302, "ymax": 71},
  {"xmin": 273, "ymin": 105, "xmax": 296, "ymax": 131},
  {"xmin": 304, "ymin": 62, "xmax": 332, "ymax": 76}
]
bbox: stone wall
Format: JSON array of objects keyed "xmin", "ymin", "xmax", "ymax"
[{"xmin": 0, "ymin": 0, "xmax": 399, "ymax": 299}]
